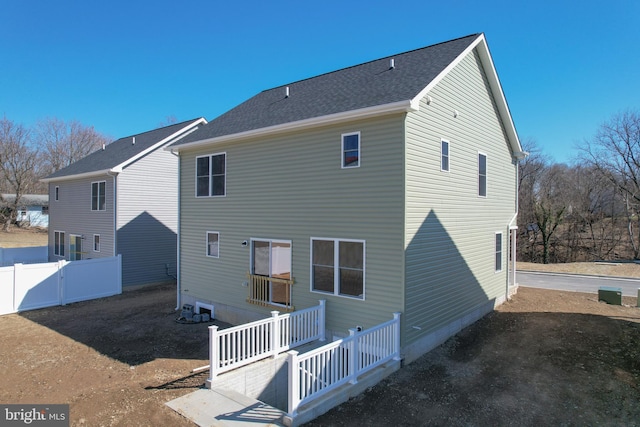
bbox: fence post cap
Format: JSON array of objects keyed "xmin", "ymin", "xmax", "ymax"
[
  {"xmin": 208, "ymin": 325, "xmax": 219, "ymax": 331},
  {"xmin": 271, "ymin": 310, "xmax": 280, "ymax": 317},
  {"xmin": 348, "ymin": 328, "xmax": 357, "ymax": 336}
]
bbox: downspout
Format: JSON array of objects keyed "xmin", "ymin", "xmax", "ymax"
[
  {"xmin": 171, "ymin": 149, "xmax": 181, "ymax": 311},
  {"xmin": 107, "ymin": 171, "xmax": 118, "ymax": 258}
]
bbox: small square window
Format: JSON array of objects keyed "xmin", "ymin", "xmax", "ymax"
[
  {"xmin": 207, "ymin": 232, "xmax": 220, "ymax": 258},
  {"xmin": 342, "ymin": 132, "xmax": 360, "ymax": 168}
]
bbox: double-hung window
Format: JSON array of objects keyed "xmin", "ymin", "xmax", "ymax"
[
  {"xmin": 196, "ymin": 153, "xmax": 226, "ymax": 197},
  {"xmin": 342, "ymin": 132, "xmax": 360, "ymax": 168},
  {"xmin": 54, "ymin": 231, "xmax": 65, "ymax": 257},
  {"xmin": 206, "ymin": 231, "xmax": 220, "ymax": 258},
  {"xmin": 441, "ymin": 139, "xmax": 450, "ymax": 172},
  {"xmin": 311, "ymin": 238, "xmax": 365, "ymax": 299},
  {"xmin": 478, "ymin": 153, "xmax": 487, "ymax": 197},
  {"xmin": 91, "ymin": 181, "xmax": 106, "ymax": 211},
  {"xmin": 495, "ymin": 232, "xmax": 503, "ymax": 272}
]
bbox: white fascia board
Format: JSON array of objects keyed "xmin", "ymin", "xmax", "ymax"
[
  {"xmin": 40, "ymin": 118, "xmax": 208, "ymax": 183},
  {"xmin": 171, "ymin": 101, "xmax": 415, "ymax": 152},
  {"xmin": 40, "ymin": 168, "xmax": 116, "ymax": 183},
  {"xmin": 410, "ymin": 34, "xmax": 525, "ymax": 158},
  {"xmin": 113, "ymin": 117, "xmax": 207, "ymax": 167}
]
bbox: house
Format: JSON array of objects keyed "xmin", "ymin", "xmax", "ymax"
[
  {"xmin": 1, "ymin": 194, "xmax": 49, "ymax": 227},
  {"xmin": 41, "ymin": 118, "xmax": 207, "ymax": 286},
  {"xmin": 169, "ymin": 33, "xmax": 525, "ymax": 363}
]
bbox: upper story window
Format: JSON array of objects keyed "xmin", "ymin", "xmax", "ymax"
[
  {"xmin": 311, "ymin": 238, "xmax": 365, "ymax": 300},
  {"xmin": 441, "ymin": 139, "xmax": 450, "ymax": 172},
  {"xmin": 54, "ymin": 186, "xmax": 59, "ymax": 201},
  {"xmin": 196, "ymin": 153, "xmax": 226, "ymax": 197},
  {"xmin": 91, "ymin": 181, "xmax": 106, "ymax": 211},
  {"xmin": 478, "ymin": 153, "xmax": 487, "ymax": 197},
  {"xmin": 341, "ymin": 132, "xmax": 360, "ymax": 168}
]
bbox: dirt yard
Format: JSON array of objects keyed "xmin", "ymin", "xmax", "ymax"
[{"xmin": 0, "ymin": 233, "xmax": 639, "ymax": 426}]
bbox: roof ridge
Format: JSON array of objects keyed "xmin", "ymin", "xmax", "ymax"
[{"xmin": 264, "ymin": 33, "xmax": 482, "ymax": 92}]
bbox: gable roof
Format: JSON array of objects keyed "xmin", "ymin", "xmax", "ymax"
[
  {"xmin": 171, "ymin": 34, "xmax": 523, "ymax": 157},
  {"xmin": 41, "ymin": 118, "xmax": 207, "ymax": 183}
]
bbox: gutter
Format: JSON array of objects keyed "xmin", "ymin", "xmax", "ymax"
[
  {"xmin": 507, "ymin": 151, "xmax": 529, "ymax": 296},
  {"xmin": 170, "ymin": 100, "xmax": 416, "ymax": 152}
]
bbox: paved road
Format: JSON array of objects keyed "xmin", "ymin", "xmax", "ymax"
[{"xmin": 517, "ymin": 271, "xmax": 640, "ymax": 297}]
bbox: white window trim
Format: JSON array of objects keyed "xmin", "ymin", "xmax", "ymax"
[
  {"xmin": 54, "ymin": 186, "xmax": 59, "ymax": 201},
  {"xmin": 91, "ymin": 180, "xmax": 106, "ymax": 211},
  {"xmin": 495, "ymin": 231, "xmax": 503, "ymax": 273},
  {"xmin": 206, "ymin": 231, "xmax": 220, "ymax": 258},
  {"xmin": 54, "ymin": 230, "xmax": 65, "ymax": 258},
  {"xmin": 310, "ymin": 237, "xmax": 366, "ymax": 300},
  {"xmin": 441, "ymin": 139, "xmax": 450, "ymax": 172},
  {"xmin": 93, "ymin": 234, "xmax": 100, "ymax": 252},
  {"xmin": 341, "ymin": 131, "xmax": 361, "ymax": 169},
  {"xmin": 195, "ymin": 152, "xmax": 227, "ymax": 198},
  {"xmin": 478, "ymin": 152, "xmax": 487, "ymax": 198}
]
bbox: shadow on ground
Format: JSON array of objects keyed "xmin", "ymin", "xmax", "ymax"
[
  {"xmin": 19, "ymin": 282, "xmax": 231, "ymax": 366},
  {"xmin": 305, "ymin": 292, "xmax": 640, "ymax": 426}
]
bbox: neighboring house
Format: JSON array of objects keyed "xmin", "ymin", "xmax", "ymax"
[
  {"xmin": 41, "ymin": 118, "xmax": 207, "ymax": 286},
  {"xmin": 1, "ymin": 194, "xmax": 49, "ymax": 227},
  {"xmin": 170, "ymin": 34, "xmax": 526, "ymax": 362}
]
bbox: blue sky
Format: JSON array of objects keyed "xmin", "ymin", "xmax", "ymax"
[{"xmin": 2, "ymin": 0, "xmax": 638, "ymax": 163}]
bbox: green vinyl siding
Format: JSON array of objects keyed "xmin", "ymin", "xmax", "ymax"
[
  {"xmin": 403, "ymin": 48, "xmax": 517, "ymax": 344},
  {"xmin": 179, "ymin": 115, "xmax": 406, "ymax": 333}
]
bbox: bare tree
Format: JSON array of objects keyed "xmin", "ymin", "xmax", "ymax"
[
  {"xmin": 579, "ymin": 109, "xmax": 640, "ymax": 258},
  {"xmin": 36, "ymin": 117, "xmax": 110, "ymax": 175},
  {"xmin": 517, "ymin": 139, "xmax": 549, "ymax": 262},
  {"xmin": 0, "ymin": 117, "xmax": 39, "ymax": 231}
]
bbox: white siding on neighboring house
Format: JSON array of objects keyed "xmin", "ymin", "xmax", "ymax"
[
  {"xmin": 403, "ymin": 47, "xmax": 517, "ymax": 347},
  {"xmin": 117, "ymin": 144, "xmax": 178, "ymax": 286}
]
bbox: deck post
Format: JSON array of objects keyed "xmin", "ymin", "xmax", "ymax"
[
  {"xmin": 318, "ymin": 300, "xmax": 326, "ymax": 341},
  {"xmin": 271, "ymin": 310, "xmax": 280, "ymax": 358},
  {"xmin": 287, "ymin": 350, "xmax": 300, "ymax": 417},
  {"xmin": 393, "ymin": 312, "xmax": 402, "ymax": 361},
  {"xmin": 348, "ymin": 328, "xmax": 358, "ymax": 385},
  {"xmin": 208, "ymin": 325, "xmax": 219, "ymax": 381}
]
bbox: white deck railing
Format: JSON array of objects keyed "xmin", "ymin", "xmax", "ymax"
[
  {"xmin": 287, "ymin": 312, "xmax": 401, "ymax": 417},
  {"xmin": 208, "ymin": 300, "xmax": 325, "ymax": 379}
]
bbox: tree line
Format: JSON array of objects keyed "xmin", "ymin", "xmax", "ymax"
[
  {"xmin": 519, "ymin": 109, "xmax": 640, "ymax": 263},
  {"xmin": 0, "ymin": 116, "xmax": 110, "ymax": 230}
]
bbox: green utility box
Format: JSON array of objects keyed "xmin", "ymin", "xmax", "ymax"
[{"xmin": 598, "ymin": 287, "xmax": 622, "ymax": 305}]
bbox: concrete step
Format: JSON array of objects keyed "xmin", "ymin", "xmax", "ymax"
[{"xmin": 166, "ymin": 388, "xmax": 285, "ymax": 427}]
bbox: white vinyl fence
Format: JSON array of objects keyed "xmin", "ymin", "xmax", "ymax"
[
  {"xmin": 0, "ymin": 245, "xmax": 47, "ymax": 267},
  {"xmin": 0, "ymin": 255, "xmax": 122, "ymax": 315},
  {"xmin": 287, "ymin": 312, "xmax": 401, "ymax": 417},
  {"xmin": 208, "ymin": 300, "xmax": 326, "ymax": 379}
]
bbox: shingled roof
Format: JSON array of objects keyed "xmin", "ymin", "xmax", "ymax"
[
  {"xmin": 42, "ymin": 118, "xmax": 206, "ymax": 182},
  {"xmin": 171, "ymin": 33, "xmax": 521, "ymax": 154}
]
